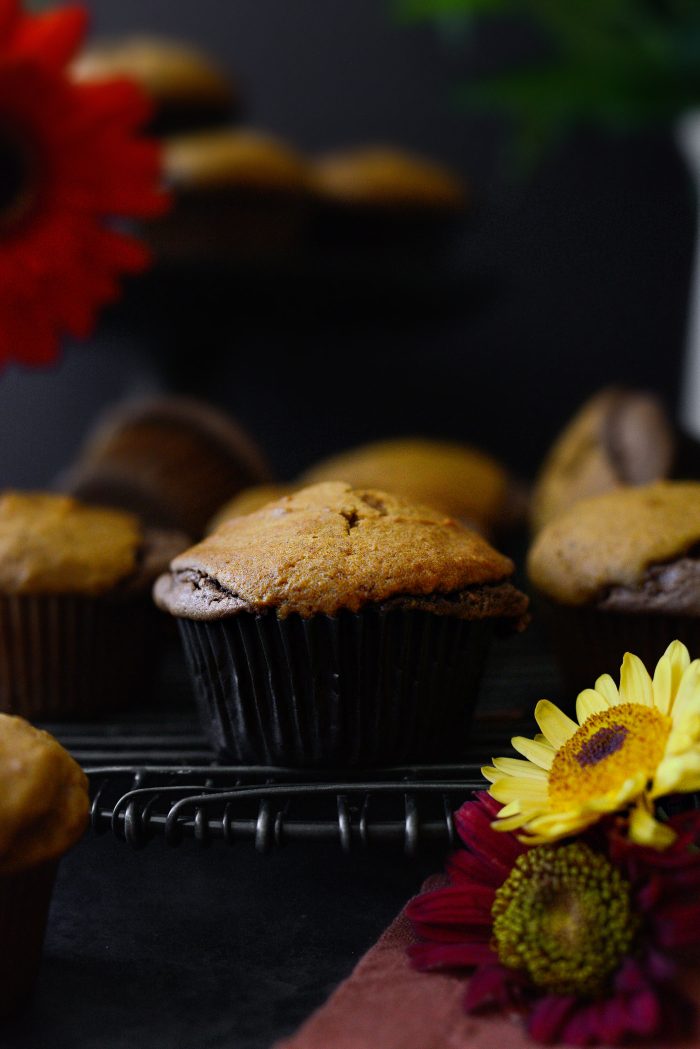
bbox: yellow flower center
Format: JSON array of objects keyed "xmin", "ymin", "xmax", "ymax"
[
  {"xmin": 548, "ymin": 703, "xmax": 670, "ymax": 811},
  {"xmin": 492, "ymin": 843, "xmax": 638, "ymax": 996}
]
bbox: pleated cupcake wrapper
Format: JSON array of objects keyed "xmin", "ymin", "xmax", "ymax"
[
  {"xmin": 541, "ymin": 601, "xmax": 700, "ymax": 706},
  {"xmin": 0, "ymin": 860, "xmax": 57, "ymax": 1018},
  {"xmin": 0, "ymin": 593, "xmax": 152, "ymax": 720},
  {"xmin": 178, "ymin": 608, "xmax": 493, "ymax": 767}
]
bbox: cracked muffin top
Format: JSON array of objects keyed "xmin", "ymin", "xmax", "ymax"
[
  {"xmin": 0, "ymin": 491, "xmax": 185, "ymax": 596},
  {"xmin": 154, "ymin": 481, "xmax": 529, "ymax": 621},
  {"xmin": 0, "ymin": 714, "xmax": 88, "ymax": 875},
  {"xmin": 528, "ymin": 482, "xmax": 700, "ymax": 608}
]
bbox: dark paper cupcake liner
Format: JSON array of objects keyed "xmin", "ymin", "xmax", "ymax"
[
  {"xmin": 0, "ymin": 860, "xmax": 57, "ymax": 1019},
  {"xmin": 0, "ymin": 593, "xmax": 153, "ymax": 720},
  {"xmin": 178, "ymin": 607, "xmax": 494, "ymax": 767},
  {"xmin": 541, "ymin": 600, "xmax": 700, "ymax": 704}
]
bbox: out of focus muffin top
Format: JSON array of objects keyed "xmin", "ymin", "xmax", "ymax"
[
  {"xmin": 71, "ymin": 35, "xmax": 237, "ymax": 132},
  {"xmin": 530, "ymin": 388, "xmax": 674, "ymax": 532},
  {"xmin": 313, "ymin": 146, "xmax": 467, "ymax": 211},
  {"xmin": 163, "ymin": 129, "xmax": 312, "ymax": 193},
  {"xmin": 528, "ymin": 482, "xmax": 700, "ymax": 606},
  {"xmin": 0, "ymin": 714, "xmax": 89, "ymax": 875},
  {"xmin": 300, "ymin": 438, "xmax": 510, "ymax": 534},
  {"xmin": 0, "ymin": 492, "xmax": 142, "ymax": 595},
  {"xmin": 155, "ymin": 481, "xmax": 528, "ymax": 621}
]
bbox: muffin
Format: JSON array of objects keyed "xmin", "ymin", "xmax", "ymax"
[
  {"xmin": 0, "ymin": 714, "xmax": 89, "ymax": 1016},
  {"xmin": 531, "ymin": 388, "xmax": 675, "ymax": 532},
  {"xmin": 300, "ymin": 438, "xmax": 522, "ymax": 537},
  {"xmin": 61, "ymin": 396, "xmax": 272, "ymax": 540},
  {"xmin": 71, "ymin": 35, "xmax": 238, "ymax": 135},
  {"xmin": 154, "ymin": 482, "xmax": 529, "ymax": 766},
  {"xmin": 148, "ymin": 129, "xmax": 313, "ymax": 265},
  {"xmin": 207, "ymin": 483, "xmax": 296, "ymax": 533},
  {"xmin": 0, "ymin": 491, "xmax": 184, "ymax": 719},
  {"xmin": 528, "ymin": 481, "xmax": 700, "ymax": 694},
  {"xmin": 311, "ymin": 145, "xmax": 468, "ymax": 251}
]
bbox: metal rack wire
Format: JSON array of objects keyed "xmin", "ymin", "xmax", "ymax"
[
  {"xmin": 52, "ymin": 631, "xmax": 554, "ymax": 854},
  {"xmin": 51, "ymin": 712, "xmax": 529, "ymax": 855}
]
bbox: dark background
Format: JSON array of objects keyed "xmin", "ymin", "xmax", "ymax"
[{"xmin": 2, "ymin": 0, "xmax": 694, "ymax": 484}]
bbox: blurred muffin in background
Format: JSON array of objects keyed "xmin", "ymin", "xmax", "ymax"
[
  {"xmin": 0, "ymin": 492, "xmax": 184, "ymax": 719},
  {"xmin": 0, "ymin": 715, "xmax": 88, "ymax": 1017},
  {"xmin": 530, "ymin": 388, "xmax": 675, "ymax": 533},
  {"xmin": 60, "ymin": 396, "xmax": 271, "ymax": 540},
  {"xmin": 208, "ymin": 483, "xmax": 295, "ymax": 533},
  {"xmin": 148, "ymin": 129, "xmax": 313, "ymax": 265},
  {"xmin": 528, "ymin": 481, "xmax": 700, "ymax": 695},
  {"xmin": 311, "ymin": 145, "xmax": 468, "ymax": 250},
  {"xmin": 71, "ymin": 35, "xmax": 238, "ymax": 135},
  {"xmin": 300, "ymin": 438, "xmax": 523, "ymax": 537}
]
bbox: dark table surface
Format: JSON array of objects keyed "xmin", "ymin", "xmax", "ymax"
[{"xmin": 3, "ymin": 627, "xmax": 559, "ymax": 1049}]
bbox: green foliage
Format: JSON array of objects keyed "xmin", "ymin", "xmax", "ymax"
[{"xmin": 394, "ymin": 0, "xmax": 700, "ymax": 153}]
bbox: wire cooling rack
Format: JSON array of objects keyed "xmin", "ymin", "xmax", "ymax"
[
  {"xmin": 48, "ymin": 709, "xmax": 535, "ymax": 855},
  {"xmin": 49, "ymin": 631, "xmax": 557, "ymax": 855}
]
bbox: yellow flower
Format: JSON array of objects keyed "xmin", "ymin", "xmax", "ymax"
[{"xmin": 484, "ymin": 641, "xmax": 700, "ymax": 849}]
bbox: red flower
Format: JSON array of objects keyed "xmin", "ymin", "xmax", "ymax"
[
  {"xmin": 0, "ymin": 0, "xmax": 168, "ymax": 367},
  {"xmin": 406, "ymin": 794, "xmax": 700, "ymax": 1046}
]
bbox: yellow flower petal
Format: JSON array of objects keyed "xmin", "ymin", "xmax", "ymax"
[
  {"xmin": 619, "ymin": 652, "xmax": 653, "ymax": 706},
  {"xmin": 576, "ymin": 688, "xmax": 608, "ymax": 724},
  {"xmin": 488, "ymin": 777, "xmax": 549, "ymax": 805},
  {"xmin": 481, "ymin": 765, "xmax": 498, "ymax": 783},
  {"xmin": 594, "ymin": 673, "xmax": 619, "ymax": 706},
  {"xmin": 495, "ymin": 800, "xmax": 521, "ymax": 818},
  {"xmin": 652, "ymin": 751, "xmax": 700, "ymax": 796},
  {"xmin": 491, "ymin": 756, "xmax": 548, "ymax": 780},
  {"xmin": 664, "ymin": 640, "xmax": 691, "ymax": 706},
  {"xmin": 652, "ymin": 655, "xmax": 673, "ymax": 715},
  {"xmin": 534, "ymin": 700, "xmax": 577, "ymax": 748},
  {"xmin": 629, "ymin": 802, "xmax": 676, "ymax": 849},
  {"xmin": 491, "ymin": 812, "xmax": 531, "ymax": 833},
  {"xmin": 511, "ymin": 736, "xmax": 555, "ymax": 770},
  {"xmin": 671, "ymin": 660, "xmax": 700, "ymax": 720}
]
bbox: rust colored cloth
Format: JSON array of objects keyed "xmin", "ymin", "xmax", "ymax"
[{"xmin": 273, "ymin": 877, "xmax": 700, "ymax": 1049}]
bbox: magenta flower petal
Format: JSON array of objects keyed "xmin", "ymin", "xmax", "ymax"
[
  {"xmin": 626, "ymin": 987, "xmax": 661, "ymax": 1036},
  {"xmin": 406, "ymin": 795, "xmax": 700, "ymax": 1046},
  {"xmin": 408, "ymin": 940, "xmax": 496, "ymax": 971},
  {"xmin": 464, "ymin": 963, "xmax": 529, "ymax": 1013},
  {"xmin": 528, "ymin": 994, "xmax": 579, "ymax": 1044},
  {"xmin": 406, "ymin": 884, "xmax": 495, "ymax": 931},
  {"xmin": 447, "ymin": 848, "xmax": 504, "ymax": 888}
]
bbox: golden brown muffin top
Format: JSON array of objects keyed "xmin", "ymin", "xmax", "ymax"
[
  {"xmin": 0, "ymin": 715, "xmax": 89, "ymax": 875},
  {"xmin": 300, "ymin": 438, "xmax": 509, "ymax": 533},
  {"xmin": 208, "ymin": 484, "xmax": 296, "ymax": 533},
  {"xmin": 71, "ymin": 35, "xmax": 234, "ymax": 111},
  {"xmin": 154, "ymin": 481, "xmax": 519, "ymax": 620},
  {"xmin": 0, "ymin": 492, "xmax": 142, "ymax": 595},
  {"xmin": 528, "ymin": 481, "xmax": 700, "ymax": 606},
  {"xmin": 313, "ymin": 146, "xmax": 467, "ymax": 211},
  {"xmin": 163, "ymin": 129, "xmax": 312, "ymax": 193},
  {"xmin": 530, "ymin": 388, "xmax": 674, "ymax": 532}
]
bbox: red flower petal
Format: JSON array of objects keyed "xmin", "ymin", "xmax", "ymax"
[
  {"xmin": 0, "ymin": 0, "xmax": 19, "ymax": 42},
  {"xmin": 0, "ymin": 3, "xmax": 168, "ymax": 368},
  {"xmin": 9, "ymin": 5, "xmax": 87, "ymax": 68}
]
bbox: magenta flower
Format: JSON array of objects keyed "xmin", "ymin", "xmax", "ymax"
[{"xmin": 406, "ymin": 794, "xmax": 700, "ymax": 1045}]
